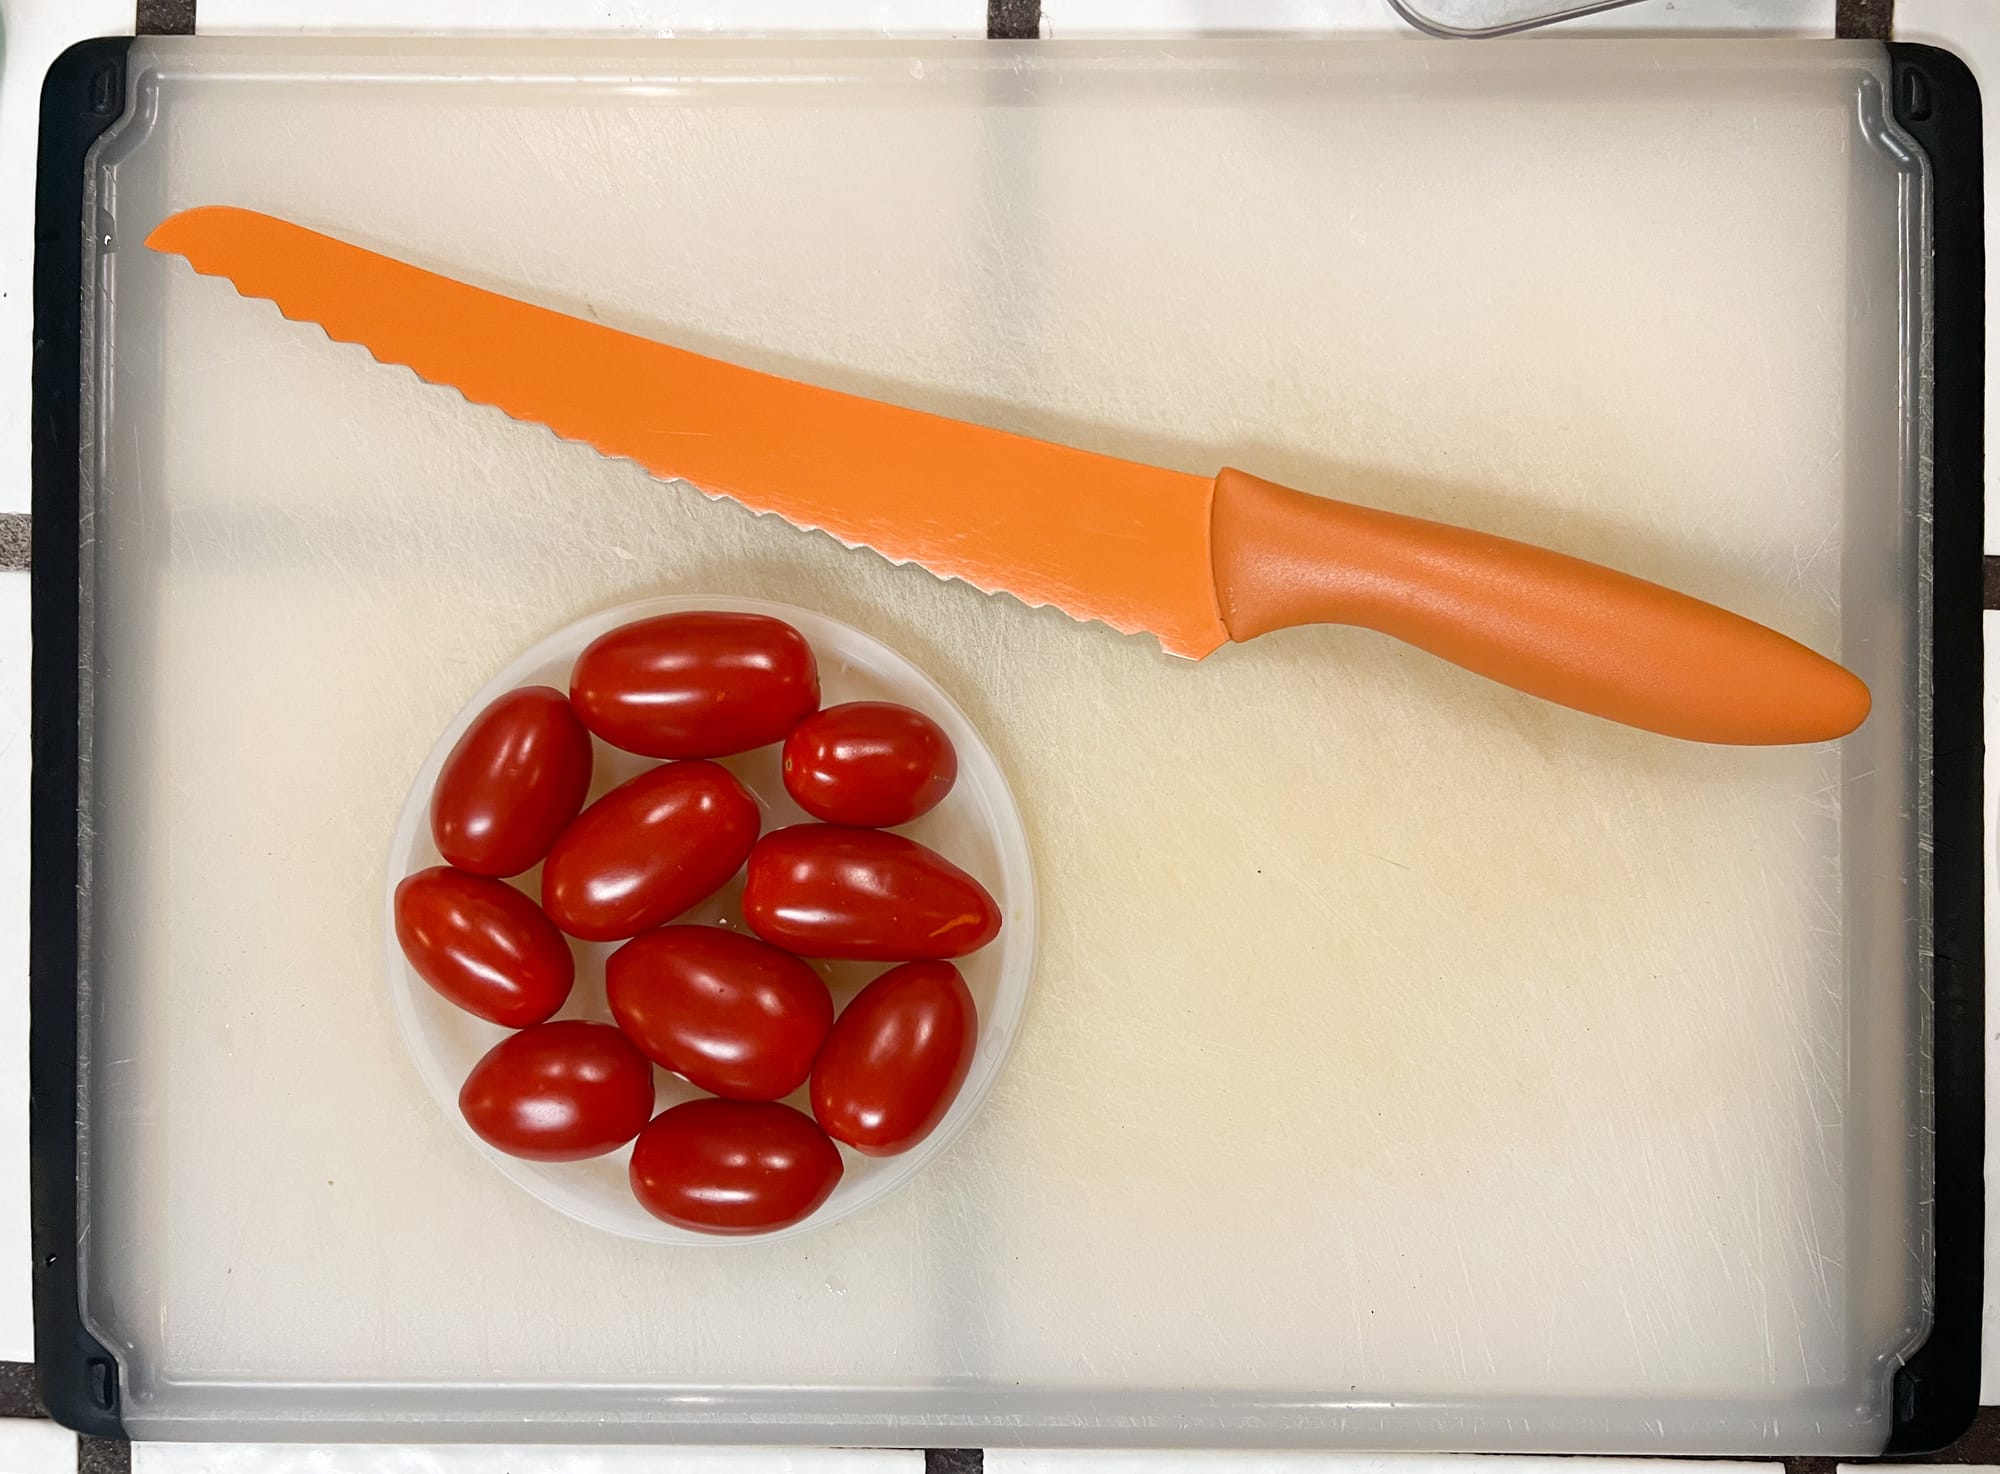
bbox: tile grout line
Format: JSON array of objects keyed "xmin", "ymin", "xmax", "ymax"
[
  {"xmin": 135, "ymin": 0, "xmax": 195, "ymax": 35},
  {"xmin": 1833, "ymin": 0, "xmax": 1892, "ymax": 40},
  {"xmin": 78, "ymin": 1436, "xmax": 129, "ymax": 1474},
  {"xmin": 0, "ymin": 516, "xmax": 28, "ymax": 573},
  {"xmin": 987, "ymin": 0, "xmax": 1038, "ymax": 40},
  {"xmin": 0, "ymin": 1358, "xmax": 42, "ymax": 1416}
]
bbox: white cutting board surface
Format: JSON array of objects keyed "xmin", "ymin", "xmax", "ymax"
[{"xmin": 80, "ymin": 38, "xmax": 1922, "ymax": 1450}]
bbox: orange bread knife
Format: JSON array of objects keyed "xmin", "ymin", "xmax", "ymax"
[{"xmin": 147, "ymin": 206, "xmax": 1869, "ymax": 745}]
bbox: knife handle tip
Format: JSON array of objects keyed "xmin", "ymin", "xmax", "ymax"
[{"xmin": 1209, "ymin": 467, "xmax": 1870, "ymax": 746}]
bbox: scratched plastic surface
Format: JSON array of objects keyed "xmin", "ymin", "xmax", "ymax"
[{"xmin": 76, "ymin": 39, "xmax": 1928, "ymax": 1448}]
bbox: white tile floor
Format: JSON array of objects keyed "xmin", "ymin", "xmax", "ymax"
[
  {"xmin": 196, "ymin": 0, "xmax": 985, "ymax": 36},
  {"xmin": 1037, "ymin": 0, "xmax": 1832, "ymax": 35},
  {"xmin": 0, "ymin": 574, "xmax": 27, "ymax": 1367},
  {"xmin": 984, "ymin": 1460, "xmax": 1782, "ymax": 1474},
  {"xmin": 1986, "ymin": 611, "xmax": 2000, "ymax": 1399},
  {"xmin": 984, "ymin": 1456, "xmax": 1784, "ymax": 1464},
  {"xmin": 0, "ymin": 1419, "xmax": 77, "ymax": 1474}
]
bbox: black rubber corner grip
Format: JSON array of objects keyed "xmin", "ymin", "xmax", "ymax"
[
  {"xmin": 30, "ymin": 37, "xmax": 132, "ymax": 1439},
  {"xmin": 1880, "ymin": 40, "xmax": 1986, "ymax": 1461}
]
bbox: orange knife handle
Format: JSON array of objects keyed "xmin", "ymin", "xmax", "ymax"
[{"xmin": 1208, "ymin": 467, "xmax": 1870, "ymax": 744}]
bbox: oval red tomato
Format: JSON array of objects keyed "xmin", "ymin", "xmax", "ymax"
[
  {"xmin": 458, "ymin": 1020, "xmax": 655, "ymax": 1161},
  {"xmin": 607, "ymin": 926, "xmax": 833, "ymax": 1101},
  {"xmin": 570, "ymin": 611, "xmax": 819, "ymax": 759},
  {"xmin": 811, "ymin": 961, "xmax": 978, "ymax": 1156},
  {"xmin": 628, "ymin": 1098, "xmax": 843, "ymax": 1234},
  {"xmin": 781, "ymin": 701, "xmax": 957, "ymax": 827},
  {"xmin": 541, "ymin": 761, "xmax": 760, "ymax": 941},
  {"xmin": 743, "ymin": 825, "xmax": 1001, "ymax": 960},
  {"xmin": 395, "ymin": 866, "xmax": 576, "ymax": 1027},
  {"xmin": 431, "ymin": 686, "xmax": 594, "ymax": 877}
]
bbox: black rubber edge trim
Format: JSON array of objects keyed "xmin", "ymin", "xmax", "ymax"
[
  {"xmin": 30, "ymin": 36, "xmax": 131, "ymax": 1441},
  {"xmin": 1882, "ymin": 41, "xmax": 1986, "ymax": 1458}
]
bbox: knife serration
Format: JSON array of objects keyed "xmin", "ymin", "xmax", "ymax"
[{"xmin": 147, "ymin": 207, "xmax": 1229, "ymax": 658}]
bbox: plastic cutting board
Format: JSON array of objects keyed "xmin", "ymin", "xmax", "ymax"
[{"xmin": 59, "ymin": 36, "xmax": 1943, "ymax": 1452}]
